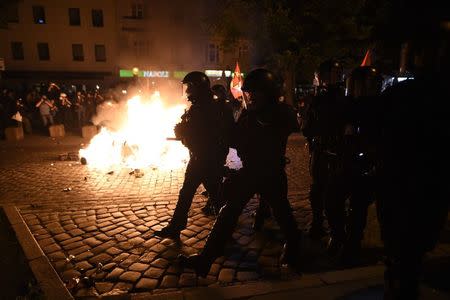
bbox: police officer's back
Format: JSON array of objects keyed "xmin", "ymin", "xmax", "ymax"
[
  {"xmin": 375, "ymin": 9, "xmax": 450, "ymax": 299},
  {"xmin": 177, "ymin": 69, "xmax": 303, "ymax": 276},
  {"xmin": 301, "ymin": 60, "xmax": 348, "ymax": 239},
  {"xmin": 155, "ymin": 71, "xmax": 230, "ymax": 239}
]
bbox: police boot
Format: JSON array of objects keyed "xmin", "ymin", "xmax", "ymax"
[
  {"xmin": 154, "ymin": 224, "xmax": 181, "ymax": 240},
  {"xmin": 279, "ymin": 241, "xmax": 305, "ymax": 273},
  {"xmin": 177, "ymin": 253, "xmax": 214, "ymax": 278}
]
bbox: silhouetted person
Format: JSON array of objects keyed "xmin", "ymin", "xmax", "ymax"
[
  {"xmin": 302, "ymin": 60, "xmax": 347, "ymax": 241},
  {"xmin": 375, "ymin": 5, "xmax": 450, "ymax": 299},
  {"xmin": 177, "ymin": 69, "xmax": 303, "ymax": 276},
  {"xmin": 325, "ymin": 66, "xmax": 382, "ymax": 265},
  {"xmin": 154, "ymin": 71, "xmax": 231, "ymax": 239}
]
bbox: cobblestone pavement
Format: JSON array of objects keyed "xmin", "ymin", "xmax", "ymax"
[{"xmin": 0, "ymin": 134, "xmax": 448, "ymax": 298}]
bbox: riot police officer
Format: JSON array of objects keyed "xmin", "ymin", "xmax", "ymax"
[
  {"xmin": 324, "ymin": 66, "xmax": 382, "ymax": 264},
  {"xmin": 200, "ymin": 84, "xmax": 235, "ymax": 214},
  {"xmin": 177, "ymin": 68, "xmax": 303, "ymax": 276},
  {"xmin": 375, "ymin": 7, "xmax": 450, "ymax": 298},
  {"xmin": 301, "ymin": 60, "xmax": 347, "ymax": 240},
  {"xmin": 154, "ymin": 71, "xmax": 230, "ymax": 239}
]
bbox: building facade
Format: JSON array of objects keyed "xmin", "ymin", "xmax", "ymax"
[
  {"xmin": 116, "ymin": 0, "xmax": 251, "ymax": 89},
  {"xmin": 0, "ymin": 0, "xmax": 251, "ymax": 89},
  {"xmin": 0, "ymin": 0, "xmax": 119, "ymax": 87}
]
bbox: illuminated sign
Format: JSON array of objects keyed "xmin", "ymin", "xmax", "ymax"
[
  {"xmin": 173, "ymin": 71, "xmax": 188, "ymax": 79},
  {"xmin": 205, "ymin": 70, "xmax": 233, "ymax": 77},
  {"xmin": 119, "ymin": 69, "xmax": 135, "ymax": 77},
  {"xmin": 143, "ymin": 71, "xmax": 169, "ymax": 78},
  {"xmin": 119, "ymin": 69, "xmax": 170, "ymax": 78},
  {"xmin": 205, "ymin": 70, "xmax": 223, "ymax": 77}
]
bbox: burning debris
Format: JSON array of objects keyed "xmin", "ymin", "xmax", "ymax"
[
  {"xmin": 128, "ymin": 168, "xmax": 144, "ymax": 177},
  {"xmin": 78, "ymin": 92, "xmax": 189, "ymax": 171}
]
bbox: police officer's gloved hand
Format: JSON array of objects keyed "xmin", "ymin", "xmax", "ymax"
[{"xmin": 223, "ymin": 166, "xmax": 238, "ymax": 177}]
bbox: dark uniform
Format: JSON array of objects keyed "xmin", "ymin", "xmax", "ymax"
[
  {"xmin": 154, "ymin": 72, "xmax": 231, "ymax": 239},
  {"xmin": 178, "ymin": 69, "xmax": 303, "ymax": 276},
  {"xmin": 200, "ymin": 84, "xmax": 235, "ymax": 214},
  {"xmin": 324, "ymin": 66, "xmax": 381, "ymax": 262},
  {"xmin": 376, "ymin": 75, "xmax": 449, "ymax": 299},
  {"xmin": 302, "ymin": 60, "xmax": 347, "ymax": 240},
  {"xmin": 375, "ymin": 6, "xmax": 450, "ymax": 298}
]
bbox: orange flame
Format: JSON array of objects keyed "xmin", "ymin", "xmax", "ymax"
[{"xmin": 79, "ymin": 92, "xmax": 189, "ymax": 170}]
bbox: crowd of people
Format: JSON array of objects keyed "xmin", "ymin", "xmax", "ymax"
[
  {"xmin": 151, "ymin": 24, "xmax": 448, "ymax": 299},
  {"xmin": 0, "ymin": 83, "xmax": 119, "ymax": 139}
]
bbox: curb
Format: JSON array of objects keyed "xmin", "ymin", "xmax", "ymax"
[
  {"xmin": 3, "ymin": 205, "xmax": 74, "ymax": 300},
  {"xmin": 126, "ymin": 265, "xmax": 384, "ymax": 300}
]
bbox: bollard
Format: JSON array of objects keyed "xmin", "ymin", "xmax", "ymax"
[
  {"xmin": 49, "ymin": 124, "xmax": 65, "ymax": 138},
  {"xmin": 5, "ymin": 126, "xmax": 24, "ymax": 141},
  {"xmin": 81, "ymin": 125, "xmax": 98, "ymax": 140}
]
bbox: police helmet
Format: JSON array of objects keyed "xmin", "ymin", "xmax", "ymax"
[
  {"xmin": 346, "ymin": 66, "xmax": 382, "ymax": 98},
  {"xmin": 211, "ymin": 84, "xmax": 227, "ymax": 100},
  {"xmin": 182, "ymin": 71, "xmax": 211, "ymax": 100},
  {"xmin": 319, "ymin": 60, "xmax": 344, "ymax": 86},
  {"xmin": 242, "ymin": 68, "xmax": 280, "ymax": 97},
  {"xmin": 182, "ymin": 71, "xmax": 210, "ymax": 89}
]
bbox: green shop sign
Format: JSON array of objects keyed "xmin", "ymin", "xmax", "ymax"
[{"xmin": 119, "ymin": 69, "xmax": 170, "ymax": 78}]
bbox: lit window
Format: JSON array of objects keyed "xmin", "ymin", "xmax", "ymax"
[{"xmin": 33, "ymin": 6, "xmax": 46, "ymax": 24}]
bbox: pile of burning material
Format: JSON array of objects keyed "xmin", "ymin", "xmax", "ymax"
[
  {"xmin": 59, "ymin": 152, "xmax": 79, "ymax": 161},
  {"xmin": 79, "ymin": 92, "xmax": 189, "ymax": 171}
]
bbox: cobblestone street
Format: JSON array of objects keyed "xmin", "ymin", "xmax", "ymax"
[{"xmin": 1, "ymin": 133, "xmax": 447, "ymax": 298}]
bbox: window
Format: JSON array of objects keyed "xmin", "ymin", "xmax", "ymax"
[
  {"xmin": 131, "ymin": 2, "xmax": 144, "ymax": 19},
  {"xmin": 11, "ymin": 42, "xmax": 24, "ymax": 60},
  {"xmin": 133, "ymin": 40, "xmax": 149, "ymax": 57},
  {"xmin": 7, "ymin": 3, "xmax": 19, "ymax": 23},
  {"xmin": 208, "ymin": 43, "xmax": 219, "ymax": 63},
  {"xmin": 32, "ymin": 6, "xmax": 46, "ymax": 24},
  {"xmin": 68, "ymin": 8, "xmax": 80, "ymax": 26},
  {"xmin": 95, "ymin": 44, "xmax": 106, "ymax": 62},
  {"xmin": 92, "ymin": 9, "xmax": 103, "ymax": 27},
  {"xmin": 37, "ymin": 43, "xmax": 49, "ymax": 60},
  {"xmin": 239, "ymin": 45, "xmax": 248, "ymax": 58},
  {"xmin": 72, "ymin": 44, "xmax": 84, "ymax": 61}
]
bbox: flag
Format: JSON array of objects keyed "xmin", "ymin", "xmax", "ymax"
[
  {"xmin": 360, "ymin": 49, "xmax": 372, "ymax": 67},
  {"xmin": 230, "ymin": 61, "xmax": 243, "ymax": 99}
]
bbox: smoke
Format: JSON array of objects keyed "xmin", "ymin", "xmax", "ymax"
[{"xmin": 91, "ymin": 80, "xmax": 188, "ymax": 132}]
